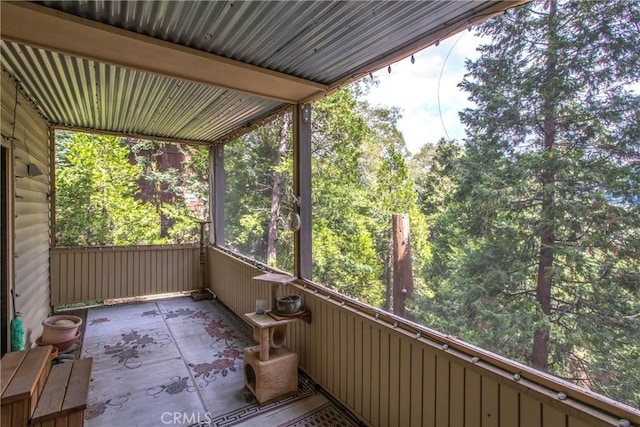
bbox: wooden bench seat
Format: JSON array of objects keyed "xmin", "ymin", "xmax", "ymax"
[
  {"xmin": 31, "ymin": 357, "xmax": 93, "ymax": 427},
  {"xmin": 1, "ymin": 346, "xmax": 52, "ymax": 427}
]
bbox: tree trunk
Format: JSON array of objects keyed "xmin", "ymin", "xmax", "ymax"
[
  {"xmin": 533, "ymin": 0, "xmax": 558, "ymax": 372},
  {"xmin": 266, "ymin": 114, "xmax": 290, "ymax": 265},
  {"xmin": 392, "ymin": 213, "xmax": 414, "ymax": 317}
]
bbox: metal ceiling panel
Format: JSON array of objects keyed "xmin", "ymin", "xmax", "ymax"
[
  {"xmin": 2, "ymin": 1, "xmax": 523, "ymax": 143},
  {"xmin": 37, "ymin": 1, "xmax": 510, "ymax": 83},
  {"xmin": 1, "ymin": 41, "xmax": 282, "ymax": 143}
]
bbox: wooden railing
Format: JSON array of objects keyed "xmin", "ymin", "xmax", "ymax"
[
  {"xmin": 50, "ymin": 245, "xmax": 200, "ymax": 306},
  {"xmin": 209, "ymin": 247, "xmax": 640, "ymax": 427}
]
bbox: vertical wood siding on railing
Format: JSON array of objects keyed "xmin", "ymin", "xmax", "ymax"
[
  {"xmin": 209, "ymin": 248, "xmax": 638, "ymax": 427},
  {"xmin": 51, "ymin": 245, "xmax": 200, "ymax": 306}
]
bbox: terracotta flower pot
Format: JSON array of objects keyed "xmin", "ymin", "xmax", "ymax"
[
  {"xmin": 41, "ymin": 315, "xmax": 82, "ymax": 344},
  {"xmin": 36, "ymin": 331, "xmax": 81, "ymax": 351}
]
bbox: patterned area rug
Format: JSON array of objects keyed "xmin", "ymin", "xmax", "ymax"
[
  {"xmin": 81, "ymin": 297, "xmax": 356, "ymax": 427},
  {"xmin": 281, "ymin": 403, "xmax": 354, "ymax": 427}
]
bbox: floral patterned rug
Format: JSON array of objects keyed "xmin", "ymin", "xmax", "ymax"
[{"xmin": 81, "ymin": 297, "xmax": 355, "ymax": 426}]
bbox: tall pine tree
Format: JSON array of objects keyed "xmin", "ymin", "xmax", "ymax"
[{"xmin": 430, "ymin": 0, "xmax": 640, "ymax": 406}]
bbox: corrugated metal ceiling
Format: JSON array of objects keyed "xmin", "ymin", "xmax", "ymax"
[
  {"xmin": 1, "ymin": 1, "xmax": 523, "ymax": 144},
  {"xmin": 36, "ymin": 0, "xmax": 483, "ymax": 83},
  {"xmin": 2, "ymin": 41, "xmax": 281, "ymax": 144}
]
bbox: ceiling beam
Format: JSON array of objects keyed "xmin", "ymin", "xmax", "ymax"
[
  {"xmin": 0, "ymin": 1, "xmax": 328, "ymax": 104},
  {"xmin": 52, "ymin": 124, "xmax": 213, "ymax": 147}
]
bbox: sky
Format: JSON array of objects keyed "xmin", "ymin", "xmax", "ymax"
[{"xmin": 365, "ymin": 32, "xmax": 484, "ymax": 154}]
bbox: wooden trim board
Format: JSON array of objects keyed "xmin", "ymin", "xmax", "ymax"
[{"xmin": 0, "ymin": 2, "xmax": 327, "ymax": 104}]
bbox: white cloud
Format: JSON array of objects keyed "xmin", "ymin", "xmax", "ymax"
[{"xmin": 365, "ymin": 32, "xmax": 485, "ymax": 153}]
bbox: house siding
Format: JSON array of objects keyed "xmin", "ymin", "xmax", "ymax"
[{"xmin": 1, "ymin": 71, "xmax": 51, "ymax": 347}]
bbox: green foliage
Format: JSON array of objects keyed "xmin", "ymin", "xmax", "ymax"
[
  {"xmin": 225, "ymin": 86, "xmax": 431, "ymax": 308},
  {"xmin": 412, "ymin": 0, "xmax": 640, "ymax": 407},
  {"xmin": 313, "ymin": 219, "xmax": 383, "ymax": 307},
  {"xmin": 131, "ymin": 139, "xmax": 209, "ymax": 243},
  {"xmin": 224, "ymin": 118, "xmax": 295, "ymax": 269},
  {"xmin": 311, "ymin": 89, "xmax": 385, "ymax": 305},
  {"xmin": 55, "ymin": 132, "xmax": 209, "ymax": 246},
  {"xmin": 56, "ymin": 132, "xmax": 163, "ymax": 245}
]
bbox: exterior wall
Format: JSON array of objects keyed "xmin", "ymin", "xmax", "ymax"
[
  {"xmin": 1, "ymin": 72, "xmax": 51, "ymax": 347},
  {"xmin": 50, "ymin": 245, "xmax": 200, "ymax": 305},
  {"xmin": 209, "ymin": 247, "xmax": 639, "ymax": 427}
]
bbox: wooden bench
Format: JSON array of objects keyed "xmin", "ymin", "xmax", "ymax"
[
  {"xmin": 31, "ymin": 357, "xmax": 93, "ymax": 427},
  {"xmin": 1, "ymin": 346, "xmax": 52, "ymax": 427}
]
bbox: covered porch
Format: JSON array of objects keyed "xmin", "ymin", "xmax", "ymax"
[
  {"xmin": 77, "ymin": 295, "xmax": 358, "ymax": 426},
  {"xmin": 44, "ymin": 245, "xmax": 639, "ymax": 426},
  {"xmin": 1, "ymin": 1, "xmax": 639, "ymax": 426}
]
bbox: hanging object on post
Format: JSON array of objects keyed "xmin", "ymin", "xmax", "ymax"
[{"xmin": 287, "ymin": 212, "xmax": 301, "ymax": 232}]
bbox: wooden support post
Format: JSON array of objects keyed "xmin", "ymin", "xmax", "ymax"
[
  {"xmin": 392, "ymin": 213, "xmax": 413, "ymax": 317},
  {"xmin": 209, "ymin": 144, "xmax": 225, "ymax": 245},
  {"xmin": 293, "ymin": 104, "xmax": 312, "ymax": 279},
  {"xmin": 191, "ymin": 220, "xmax": 213, "ymax": 301},
  {"xmin": 49, "ymin": 128, "xmax": 56, "ymax": 248}
]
